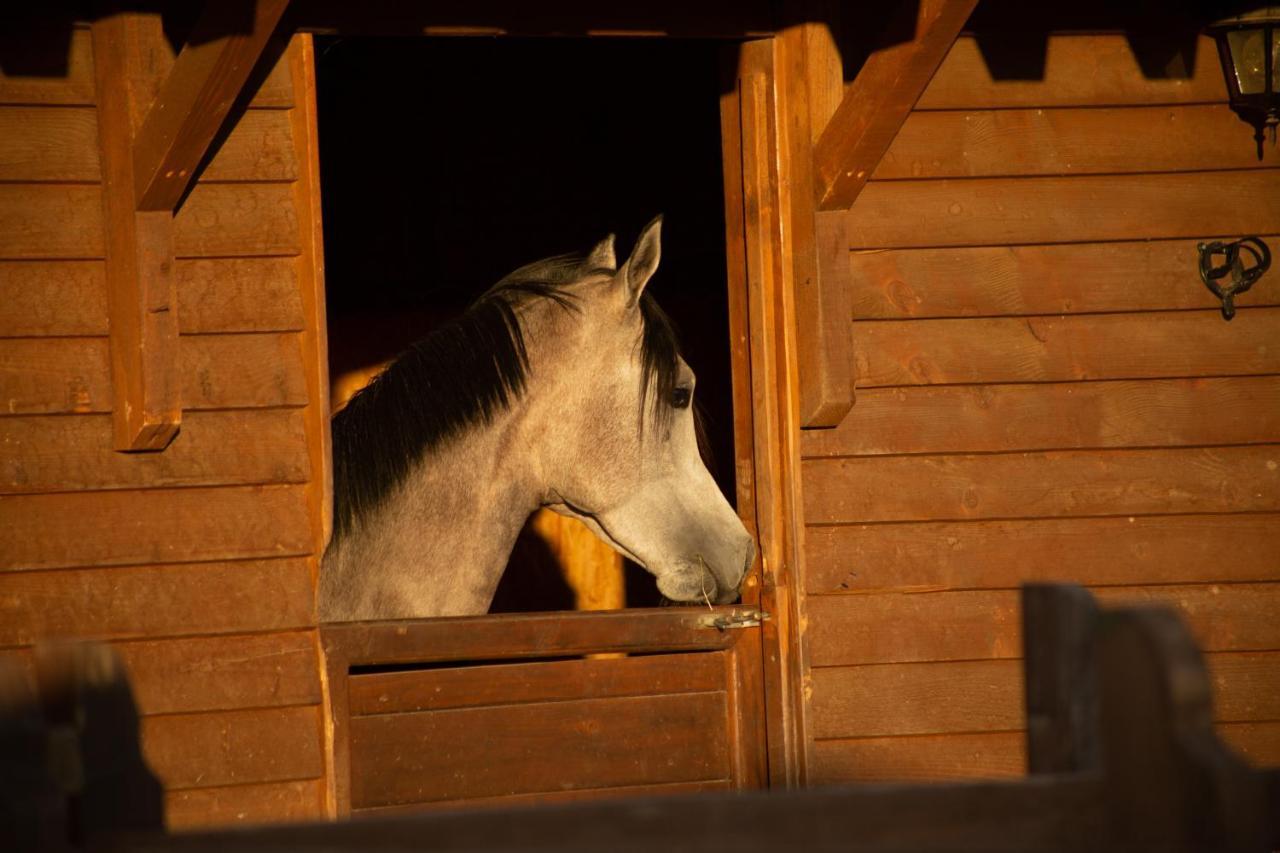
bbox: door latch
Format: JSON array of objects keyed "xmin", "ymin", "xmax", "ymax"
[{"xmin": 699, "ymin": 608, "xmax": 770, "ymax": 630}]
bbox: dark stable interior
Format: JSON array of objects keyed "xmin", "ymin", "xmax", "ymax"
[{"xmin": 315, "ymin": 36, "xmax": 735, "ymax": 610}]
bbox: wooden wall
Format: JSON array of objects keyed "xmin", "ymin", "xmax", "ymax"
[
  {"xmin": 800, "ymin": 31, "xmax": 1280, "ymax": 783},
  {"xmin": 0, "ymin": 26, "xmax": 331, "ymax": 829}
]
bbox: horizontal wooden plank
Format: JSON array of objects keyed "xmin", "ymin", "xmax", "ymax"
[
  {"xmin": 0, "ymin": 28, "xmax": 96, "ymax": 106},
  {"xmin": 0, "ymin": 106, "xmax": 99, "ymax": 180},
  {"xmin": 843, "ymin": 171, "xmax": 1280, "ymax": 249},
  {"xmin": 804, "ymin": 514, "xmax": 1280, "ymax": 595},
  {"xmin": 0, "ymin": 557, "xmax": 315, "ymax": 645},
  {"xmin": 177, "ymin": 257, "xmax": 304, "ymax": 333},
  {"xmin": 806, "ymin": 584, "xmax": 1280, "ymax": 667},
  {"xmin": 803, "ymin": 445, "xmax": 1280, "ymax": 524},
  {"xmin": 166, "ymin": 779, "xmax": 323, "ymax": 831},
  {"xmin": 0, "ymin": 409, "xmax": 309, "ymax": 493},
  {"xmin": 350, "ymin": 651, "xmax": 724, "ymax": 716},
  {"xmin": 811, "ymin": 731, "xmax": 1025, "ymax": 784},
  {"xmin": 853, "ymin": 310, "xmax": 1280, "ymax": 388},
  {"xmin": 351, "ymin": 692, "xmax": 730, "ymax": 807},
  {"xmin": 202, "ymin": 109, "xmax": 297, "ymax": 182},
  {"xmin": 0, "ymin": 184, "xmax": 104, "ymax": 259},
  {"xmin": 917, "ymin": 34, "xmax": 1226, "ymax": 110},
  {"xmin": 174, "ymin": 183, "xmax": 299, "ymax": 257},
  {"xmin": 0, "ymin": 260, "xmax": 106, "ymax": 336},
  {"xmin": 251, "ymin": 51, "xmax": 294, "ymax": 108},
  {"xmin": 118, "ymin": 631, "xmax": 321, "ymax": 716},
  {"xmin": 847, "ymin": 237, "xmax": 1280, "ymax": 320},
  {"xmin": 0, "ymin": 332, "xmax": 307, "ymax": 414},
  {"xmin": 1218, "ymin": 721, "xmax": 1280, "ymax": 768},
  {"xmin": 800, "ymin": 378, "xmax": 1280, "ymax": 458},
  {"xmin": 141, "ymin": 705, "xmax": 323, "ymax": 791},
  {"xmin": 0, "ymin": 484, "xmax": 312, "ymax": 571},
  {"xmin": 874, "ymin": 105, "xmax": 1280, "ymax": 180},
  {"xmin": 352, "ymin": 780, "xmax": 732, "ymax": 818},
  {"xmin": 810, "ymin": 652, "xmax": 1280, "ymax": 740}
]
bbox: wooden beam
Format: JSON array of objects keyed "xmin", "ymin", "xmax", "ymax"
[
  {"xmin": 133, "ymin": 0, "xmax": 291, "ymax": 212},
  {"xmin": 813, "ymin": 0, "xmax": 977, "ymax": 211},
  {"xmin": 91, "ymin": 13, "xmax": 181, "ymax": 450}
]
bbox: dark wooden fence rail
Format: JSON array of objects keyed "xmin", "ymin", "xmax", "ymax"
[{"xmin": 3, "ymin": 585, "xmax": 1277, "ymax": 851}]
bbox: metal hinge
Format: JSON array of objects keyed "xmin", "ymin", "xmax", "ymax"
[{"xmin": 699, "ymin": 608, "xmax": 770, "ymax": 631}]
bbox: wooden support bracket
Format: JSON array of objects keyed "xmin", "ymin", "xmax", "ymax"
[{"xmin": 813, "ymin": 0, "xmax": 977, "ymax": 212}]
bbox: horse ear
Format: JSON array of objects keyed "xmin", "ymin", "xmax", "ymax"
[
  {"xmin": 621, "ymin": 215, "xmax": 662, "ymax": 303},
  {"xmin": 588, "ymin": 234, "xmax": 617, "ymax": 270}
]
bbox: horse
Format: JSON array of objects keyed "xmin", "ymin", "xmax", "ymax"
[{"xmin": 318, "ymin": 217, "xmax": 756, "ymax": 621}]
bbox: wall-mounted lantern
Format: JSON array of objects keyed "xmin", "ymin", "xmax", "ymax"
[{"xmin": 1207, "ymin": 7, "xmax": 1280, "ymax": 158}]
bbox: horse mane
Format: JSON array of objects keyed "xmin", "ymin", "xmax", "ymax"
[{"xmin": 330, "ymin": 252, "xmax": 682, "ymax": 542}]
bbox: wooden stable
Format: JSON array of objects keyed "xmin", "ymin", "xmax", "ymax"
[{"xmin": 1, "ymin": 0, "xmax": 1278, "ymax": 834}]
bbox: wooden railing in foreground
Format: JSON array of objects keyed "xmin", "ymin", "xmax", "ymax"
[{"xmin": 3, "ymin": 585, "xmax": 1278, "ymax": 852}]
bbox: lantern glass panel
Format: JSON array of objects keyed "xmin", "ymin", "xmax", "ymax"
[{"xmin": 1228, "ymin": 27, "xmax": 1267, "ymax": 94}]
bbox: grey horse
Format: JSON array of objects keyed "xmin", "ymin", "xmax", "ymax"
[{"xmin": 319, "ymin": 217, "xmax": 755, "ymax": 621}]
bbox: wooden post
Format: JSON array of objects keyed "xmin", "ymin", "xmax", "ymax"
[{"xmin": 1022, "ymin": 584, "xmax": 1101, "ymax": 775}]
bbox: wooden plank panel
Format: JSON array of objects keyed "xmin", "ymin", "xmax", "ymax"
[
  {"xmin": 174, "ymin": 183, "xmax": 299, "ymax": 257},
  {"xmin": 843, "ymin": 171, "xmax": 1280, "ymax": 249},
  {"xmin": 0, "ymin": 106, "xmax": 99, "ymax": 180},
  {"xmin": 811, "ymin": 732, "xmax": 1025, "ymax": 783},
  {"xmin": 804, "ymin": 514, "xmax": 1280, "ymax": 595},
  {"xmin": 0, "ymin": 409, "xmax": 309, "ymax": 493},
  {"xmin": 810, "ymin": 653, "xmax": 1280, "ymax": 740},
  {"xmin": 853, "ymin": 310, "xmax": 1280, "ymax": 388},
  {"xmin": 803, "ymin": 445, "xmax": 1280, "ymax": 524},
  {"xmin": 0, "ymin": 333, "xmax": 306, "ymax": 414},
  {"xmin": 0, "ymin": 484, "xmax": 312, "ymax": 571},
  {"xmin": 118, "ymin": 631, "xmax": 321, "ymax": 716},
  {"xmin": 350, "ymin": 691, "xmax": 730, "ymax": 807},
  {"xmin": 1218, "ymin": 721, "xmax": 1280, "ymax": 768},
  {"xmin": 806, "ymin": 584, "xmax": 1280, "ymax": 668},
  {"xmin": 800, "ymin": 378, "xmax": 1280, "ymax": 458},
  {"xmin": 874, "ymin": 105, "xmax": 1280, "ymax": 180},
  {"xmin": 0, "ymin": 557, "xmax": 314, "ymax": 645},
  {"xmin": 141, "ymin": 705, "xmax": 323, "ymax": 791},
  {"xmin": 848, "ymin": 238, "xmax": 1280, "ymax": 320},
  {"xmin": 177, "ymin": 257, "xmax": 304, "ymax": 333},
  {"xmin": 0, "ymin": 28, "xmax": 96, "ymax": 106},
  {"xmin": 0, "ymin": 184, "xmax": 104, "ymax": 259},
  {"xmin": 201, "ymin": 109, "xmax": 297, "ymax": 182},
  {"xmin": 917, "ymin": 34, "xmax": 1226, "ymax": 110},
  {"xmin": 0, "ymin": 261, "xmax": 107, "ymax": 336},
  {"xmin": 248, "ymin": 49, "xmax": 294, "ymax": 109},
  {"xmin": 165, "ymin": 779, "xmax": 323, "ymax": 831},
  {"xmin": 349, "ymin": 651, "xmax": 724, "ymax": 716}
]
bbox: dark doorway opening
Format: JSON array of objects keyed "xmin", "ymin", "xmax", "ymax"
[{"xmin": 315, "ymin": 36, "xmax": 736, "ymax": 611}]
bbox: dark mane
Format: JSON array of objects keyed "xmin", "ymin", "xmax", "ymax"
[{"xmin": 330, "ymin": 253, "xmax": 681, "ymax": 542}]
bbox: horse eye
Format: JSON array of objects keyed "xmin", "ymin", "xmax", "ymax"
[{"xmin": 671, "ymin": 386, "xmax": 692, "ymax": 409}]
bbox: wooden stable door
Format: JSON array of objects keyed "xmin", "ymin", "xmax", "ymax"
[{"xmin": 322, "ymin": 607, "xmax": 768, "ymax": 815}]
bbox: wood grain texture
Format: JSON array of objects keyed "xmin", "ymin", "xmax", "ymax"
[
  {"xmin": 0, "ymin": 484, "xmax": 312, "ymax": 570},
  {"xmin": 0, "ymin": 261, "xmax": 107, "ymax": 336},
  {"xmin": 852, "ymin": 309, "xmax": 1280, "ymax": 388},
  {"xmin": 141, "ymin": 705, "xmax": 324, "ymax": 791},
  {"xmin": 847, "ymin": 238, "xmax": 1280, "ymax": 320},
  {"xmin": 117, "ymin": 631, "xmax": 321, "ymax": 716},
  {"xmin": 805, "ymin": 584, "xmax": 1280, "ymax": 667},
  {"xmin": 917, "ymin": 34, "xmax": 1226, "ymax": 110},
  {"xmin": 201, "ymin": 109, "xmax": 297, "ymax": 182},
  {"xmin": 165, "ymin": 779, "xmax": 324, "ymax": 831},
  {"xmin": 174, "ymin": 183, "xmax": 300, "ymax": 257},
  {"xmin": 843, "ymin": 170, "xmax": 1280, "ymax": 249},
  {"xmin": 0, "ymin": 184, "xmax": 104, "ymax": 258},
  {"xmin": 0, "ymin": 409, "xmax": 309, "ymax": 493},
  {"xmin": 0, "ymin": 106, "xmax": 99, "ymax": 180},
  {"xmin": 0, "ymin": 558, "xmax": 315, "ymax": 645},
  {"xmin": 810, "ymin": 731, "xmax": 1025, "ymax": 783},
  {"xmin": 353, "ymin": 779, "xmax": 733, "ymax": 817},
  {"xmin": 349, "ymin": 651, "xmax": 724, "ymax": 716},
  {"xmin": 802, "ymin": 445, "xmax": 1280, "ymax": 524},
  {"xmin": 350, "ymin": 692, "xmax": 730, "ymax": 807},
  {"xmin": 800, "ymin": 378, "xmax": 1280, "ymax": 458},
  {"xmin": 803, "ymin": 514, "xmax": 1280, "ymax": 595},
  {"xmin": 1217, "ymin": 721, "xmax": 1280, "ymax": 767},
  {"xmin": 0, "ymin": 333, "xmax": 307, "ymax": 414},
  {"xmin": 0, "ymin": 28, "xmax": 96, "ymax": 105},
  {"xmin": 874, "ymin": 105, "xmax": 1280, "ymax": 179}
]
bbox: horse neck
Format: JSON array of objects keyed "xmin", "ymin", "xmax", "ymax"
[{"xmin": 319, "ymin": 412, "xmax": 538, "ymax": 621}]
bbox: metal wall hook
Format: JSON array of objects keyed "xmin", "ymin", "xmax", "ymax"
[{"xmin": 1197, "ymin": 236, "xmax": 1271, "ymax": 320}]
